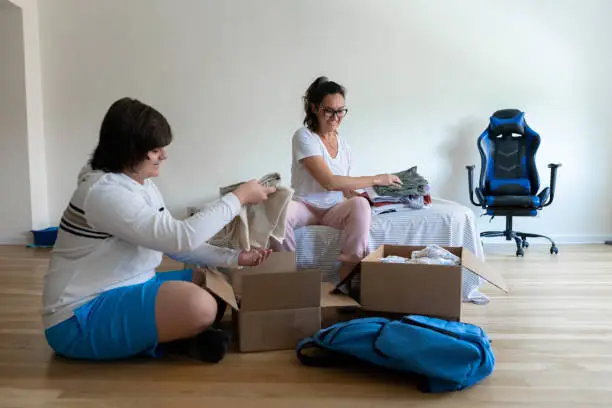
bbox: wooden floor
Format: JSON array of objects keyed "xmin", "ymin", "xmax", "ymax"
[{"xmin": 1, "ymin": 244, "xmax": 611, "ymax": 407}]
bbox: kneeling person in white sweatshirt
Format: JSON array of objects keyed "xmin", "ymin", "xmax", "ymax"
[{"xmin": 42, "ymin": 97, "xmax": 275, "ymax": 363}]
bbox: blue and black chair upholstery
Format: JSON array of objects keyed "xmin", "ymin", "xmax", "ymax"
[{"xmin": 466, "ymin": 109, "xmax": 561, "ymax": 256}]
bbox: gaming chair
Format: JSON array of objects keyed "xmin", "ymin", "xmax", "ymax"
[{"xmin": 466, "ymin": 109, "xmax": 561, "ymax": 256}]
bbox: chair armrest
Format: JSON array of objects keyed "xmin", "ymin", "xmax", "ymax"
[
  {"xmin": 541, "ymin": 163, "xmax": 561, "ymax": 207},
  {"xmin": 466, "ymin": 165, "xmax": 483, "ymax": 207}
]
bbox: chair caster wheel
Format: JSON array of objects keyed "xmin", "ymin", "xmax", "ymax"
[
  {"xmin": 516, "ymin": 249, "xmax": 524, "ymax": 257},
  {"xmin": 522, "ymin": 240, "xmax": 529, "ymax": 248},
  {"xmin": 550, "ymin": 246, "xmax": 558, "ymax": 254}
]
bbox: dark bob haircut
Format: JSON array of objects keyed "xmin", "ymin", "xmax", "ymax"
[
  {"xmin": 303, "ymin": 76, "xmax": 346, "ymax": 132},
  {"xmin": 90, "ymin": 97, "xmax": 172, "ymax": 173}
]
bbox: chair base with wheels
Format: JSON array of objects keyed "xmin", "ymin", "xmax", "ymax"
[
  {"xmin": 480, "ymin": 212, "xmax": 558, "ymax": 257},
  {"xmin": 466, "ymin": 109, "xmax": 561, "ymax": 257}
]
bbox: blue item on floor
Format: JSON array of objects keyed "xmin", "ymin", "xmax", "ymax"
[
  {"xmin": 29, "ymin": 227, "xmax": 58, "ymax": 248},
  {"xmin": 296, "ymin": 315, "xmax": 495, "ymax": 393}
]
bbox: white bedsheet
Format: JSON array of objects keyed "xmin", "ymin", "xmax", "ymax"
[{"xmin": 294, "ymin": 198, "xmax": 489, "ymax": 304}]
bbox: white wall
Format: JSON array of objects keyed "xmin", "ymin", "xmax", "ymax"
[
  {"xmin": 0, "ymin": 1, "xmax": 31, "ymax": 243},
  {"xmin": 38, "ymin": 0, "xmax": 612, "ymax": 243},
  {"xmin": 16, "ymin": 0, "xmax": 49, "ymax": 232}
]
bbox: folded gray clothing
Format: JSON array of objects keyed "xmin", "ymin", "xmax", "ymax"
[
  {"xmin": 219, "ymin": 173, "xmax": 281, "ymax": 196},
  {"xmin": 373, "ymin": 166, "xmax": 429, "ymax": 197}
]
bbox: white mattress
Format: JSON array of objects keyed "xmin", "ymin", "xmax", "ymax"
[{"xmin": 294, "ymin": 198, "xmax": 489, "ymax": 304}]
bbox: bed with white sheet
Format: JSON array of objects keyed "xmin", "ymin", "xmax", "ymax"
[{"xmin": 294, "ymin": 198, "xmax": 489, "ymax": 304}]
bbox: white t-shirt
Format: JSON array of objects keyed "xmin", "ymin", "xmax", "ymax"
[
  {"xmin": 42, "ymin": 164, "xmax": 242, "ymax": 329},
  {"xmin": 291, "ymin": 126, "xmax": 352, "ymax": 209}
]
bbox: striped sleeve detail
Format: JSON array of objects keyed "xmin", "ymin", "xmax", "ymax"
[{"xmin": 59, "ymin": 203, "xmax": 112, "ymax": 240}]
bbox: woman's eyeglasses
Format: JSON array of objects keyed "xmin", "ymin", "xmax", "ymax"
[{"xmin": 321, "ymin": 107, "xmax": 348, "ymax": 119}]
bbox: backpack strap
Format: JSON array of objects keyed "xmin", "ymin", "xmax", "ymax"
[
  {"xmin": 296, "ymin": 338, "xmax": 336, "ymax": 367},
  {"xmin": 296, "ymin": 337, "xmax": 361, "ymax": 368}
]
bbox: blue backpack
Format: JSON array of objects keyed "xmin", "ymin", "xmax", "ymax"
[{"xmin": 296, "ymin": 315, "xmax": 495, "ymax": 393}]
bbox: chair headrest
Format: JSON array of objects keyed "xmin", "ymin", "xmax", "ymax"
[{"xmin": 489, "ymin": 109, "xmax": 525, "ymax": 137}]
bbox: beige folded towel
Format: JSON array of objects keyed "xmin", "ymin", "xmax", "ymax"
[{"xmin": 212, "ymin": 173, "xmax": 294, "ymax": 250}]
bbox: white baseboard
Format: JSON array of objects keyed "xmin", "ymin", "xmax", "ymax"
[
  {"xmin": 479, "ymin": 234, "xmax": 612, "ymax": 245},
  {"xmin": 0, "ymin": 236, "xmax": 28, "ymax": 245}
]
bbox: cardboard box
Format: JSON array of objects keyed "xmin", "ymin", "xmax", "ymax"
[
  {"xmin": 194, "ymin": 245, "xmax": 506, "ymax": 352},
  {"xmin": 198, "ymin": 252, "xmax": 359, "ymax": 353},
  {"xmin": 358, "ymin": 245, "xmax": 509, "ymax": 321}
]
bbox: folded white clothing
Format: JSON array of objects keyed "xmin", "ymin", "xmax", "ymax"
[
  {"xmin": 379, "ymin": 255, "xmax": 457, "ymax": 266},
  {"xmin": 411, "ymin": 244, "xmax": 461, "ymax": 265},
  {"xmin": 380, "ymin": 255, "xmax": 412, "ymax": 264},
  {"xmin": 378, "ymin": 245, "xmax": 461, "ymax": 266}
]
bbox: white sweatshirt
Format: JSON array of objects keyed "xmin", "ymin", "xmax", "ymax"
[{"xmin": 42, "ymin": 165, "xmax": 242, "ymax": 329}]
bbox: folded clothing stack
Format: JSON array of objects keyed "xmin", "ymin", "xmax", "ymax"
[{"xmin": 361, "ymin": 166, "xmax": 432, "ymax": 213}]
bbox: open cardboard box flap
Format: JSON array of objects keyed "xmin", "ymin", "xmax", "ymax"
[
  {"xmin": 460, "ymin": 248, "xmax": 509, "ymax": 293},
  {"xmin": 204, "ymin": 268, "xmax": 240, "ymax": 310}
]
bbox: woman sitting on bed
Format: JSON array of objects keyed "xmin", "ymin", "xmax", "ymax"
[{"xmin": 272, "ymin": 76, "xmax": 402, "ymax": 280}]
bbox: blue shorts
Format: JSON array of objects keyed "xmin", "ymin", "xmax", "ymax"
[{"xmin": 45, "ymin": 269, "xmax": 193, "ymax": 361}]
